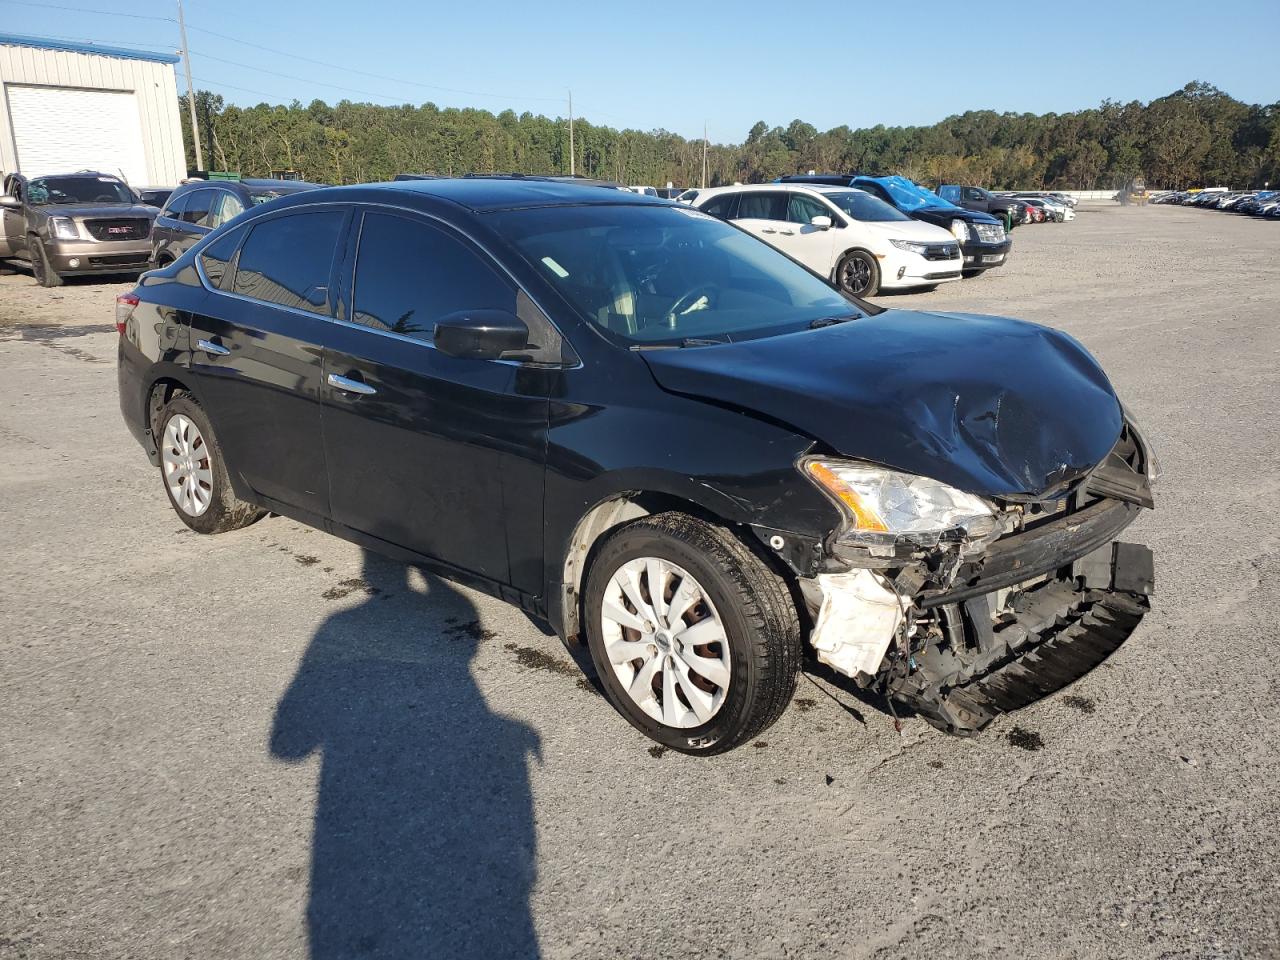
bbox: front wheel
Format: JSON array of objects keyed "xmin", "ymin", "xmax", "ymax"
[
  {"xmin": 156, "ymin": 394, "xmax": 265, "ymax": 534},
  {"xmin": 30, "ymin": 237, "xmax": 62, "ymax": 287},
  {"xmin": 835, "ymin": 249, "xmax": 880, "ymax": 298},
  {"xmin": 583, "ymin": 513, "xmax": 801, "ymax": 755}
]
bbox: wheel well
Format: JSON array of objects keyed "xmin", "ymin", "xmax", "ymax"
[
  {"xmin": 147, "ymin": 377, "xmax": 190, "ymax": 438},
  {"xmin": 833, "ymin": 247, "xmax": 878, "ymax": 281},
  {"xmin": 557, "ymin": 491, "xmax": 797, "ymax": 642}
]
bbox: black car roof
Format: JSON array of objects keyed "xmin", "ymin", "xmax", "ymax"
[{"xmin": 292, "ymin": 176, "xmax": 667, "ymax": 213}]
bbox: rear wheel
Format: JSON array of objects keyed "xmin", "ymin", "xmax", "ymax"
[
  {"xmin": 156, "ymin": 393, "xmax": 265, "ymax": 534},
  {"xmin": 583, "ymin": 513, "xmax": 801, "ymax": 755},
  {"xmin": 29, "ymin": 236, "xmax": 62, "ymax": 287},
  {"xmin": 836, "ymin": 249, "xmax": 880, "ymax": 298}
]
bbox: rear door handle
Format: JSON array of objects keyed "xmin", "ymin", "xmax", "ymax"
[
  {"xmin": 761, "ymin": 227, "xmax": 777, "ymax": 234},
  {"xmin": 196, "ymin": 338, "xmax": 230, "ymax": 356},
  {"xmin": 327, "ymin": 373, "xmax": 377, "ymax": 396}
]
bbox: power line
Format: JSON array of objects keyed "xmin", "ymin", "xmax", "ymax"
[
  {"xmin": 0, "ymin": 0, "xmax": 173, "ymax": 21},
  {"xmin": 185, "ymin": 23, "xmax": 564, "ymax": 104}
]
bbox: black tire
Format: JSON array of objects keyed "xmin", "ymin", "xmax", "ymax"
[
  {"xmin": 583, "ymin": 512, "xmax": 801, "ymax": 755},
  {"xmin": 155, "ymin": 393, "xmax": 265, "ymax": 534},
  {"xmin": 30, "ymin": 236, "xmax": 62, "ymax": 288},
  {"xmin": 835, "ymin": 249, "xmax": 880, "ymax": 298}
]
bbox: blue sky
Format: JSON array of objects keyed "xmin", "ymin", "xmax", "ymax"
[{"xmin": 10, "ymin": 0, "xmax": 1278, "ymax": 142}]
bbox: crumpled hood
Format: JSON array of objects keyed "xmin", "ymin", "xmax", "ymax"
[{"xmin": 640, "ymin": 310, "xmax": 1123, "ymax": 498}]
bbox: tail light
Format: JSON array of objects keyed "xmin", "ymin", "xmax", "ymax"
[{"xmin": 115, "ymin": 293, "xmax": 140, "ymax": 335}]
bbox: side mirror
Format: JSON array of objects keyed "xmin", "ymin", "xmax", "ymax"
[
  {"xmin": 810, "ymin": 215, "xmax": 832, "ymax": 229},
  {"xmin": 0, "ymin": 195, "xmax": 20, "ymax": 209},
  {"xmin": 434, "ymin": 309, "xmax": 528, "ymax": 360}
]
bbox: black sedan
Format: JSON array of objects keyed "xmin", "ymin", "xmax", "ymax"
[{"xmin": 117, "ymin": 178, "xmax": 1156, "ymax": 754}]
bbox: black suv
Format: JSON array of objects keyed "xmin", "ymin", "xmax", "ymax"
[
  {"xmin": 117, "ymin": 178, "xmax": 1155, "ymax": 754},
  {"xmin": 150, "ymin": 177, "xmax": 321, "ymax": 266},
  {"xmin": 779, "ymin": 174, "xmax": 1012, "ymax": 276}
]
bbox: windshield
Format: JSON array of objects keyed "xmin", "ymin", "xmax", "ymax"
[
  {"xmin": 494, "ymin": 204, "xmax": 858, "ymax": 345},
  {"xmin": 27, "ymin": 176, "xmax": 134, "ymax": 205},
  {"xmin": 869, "ymin": 176, "xmax": 958, "ymax": 212},
  {"xmin": 823, "ymin": 189, "xmax": 910, "ymax": 222}
]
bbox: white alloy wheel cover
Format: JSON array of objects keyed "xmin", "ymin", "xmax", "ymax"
[
  {"xmin": 162, "ymin": 413, "xmax": 214, "ymax": 517},
  {"xmin": 600, "ymin": 557, "xmax": 732, "ymax": 728}
]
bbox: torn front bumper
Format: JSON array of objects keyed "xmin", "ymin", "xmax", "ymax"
[{"xmin": 888, "ymin": 540, "xmax": 1153, "ymax": 734}]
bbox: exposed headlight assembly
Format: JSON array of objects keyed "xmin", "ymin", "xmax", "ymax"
[
  {"xmin": 949, "ymin": 219, "xmax": 969, "ymax": 242},
  {"xmin": 802, "ymin": 458, "xmax": 1000, "ymax": 555},
  {"xmin": 49, "ymin": 217, "xmax": 79, "ymax": 240},
  {"xmin": 889, "ymin": 239, "xmax": 929, "ymax": 255}
]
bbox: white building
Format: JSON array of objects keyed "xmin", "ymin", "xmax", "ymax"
[{"xmin": 0, "ymin": 32, "xmax": 187, "ymax": 188}]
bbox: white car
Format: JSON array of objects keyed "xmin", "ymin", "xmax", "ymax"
[
  {"xmin": 628, "ymin": 185, "xmax": 659, "ymax": 197},
  {"xmin": 694, "ymin": 183, "xmax": 963, "ymax": 297}
]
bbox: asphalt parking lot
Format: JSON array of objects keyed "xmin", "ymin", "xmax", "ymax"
[{"xmin": 2, "ymin": 203, "xmax": 1278, "ymax": 960}]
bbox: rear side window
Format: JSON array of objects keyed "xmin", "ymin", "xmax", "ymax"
[
  {"xmin": 161, "ymin": 192, "xmax": 189, "ymax": 219},
  {"xmin": 735, "ymin": 192, "xmax": 787, "ymax": 221},
  {"xmin": 233, "ymin": 211, "xmax": 344, "ymax": 314},
  {"xmin": 938, "ymin": 186, "xmax": 960, "ymax": 202},
  {"xmin": 351, "ymin": 211, "xmax": 515, "ymax": 343},
  {"xmin": 208, "ymin": 192, "xmax": 245, "ymax": 229},
  {"xmin": 199, "ymin": 225, "xmax": 245, "ymax": 288}
]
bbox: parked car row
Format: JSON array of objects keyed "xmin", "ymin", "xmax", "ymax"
[
  {"xmin": 678, "ymin": 174, "xmax": 1012, "ymax": 294},
  {"xmin": 1152, "ymin": 190, "xmax": 1280, "ymax": 216},
  {"xmin": 0, "ymin": 169, "xmax": 325, "ymax": 286}
]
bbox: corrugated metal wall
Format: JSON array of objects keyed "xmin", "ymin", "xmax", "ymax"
[{"xmin": 0, "ymin": 44, "xmax": 186, "ymax": 186}]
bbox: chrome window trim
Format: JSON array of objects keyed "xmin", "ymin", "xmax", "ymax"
[{"xmin": 194, "ymin": 197, "xmax": 579, "ymax": 369}]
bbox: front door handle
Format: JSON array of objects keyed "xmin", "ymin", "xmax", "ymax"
[
  {"xmin": 327, "ymin": 373, "xmax": 377, "ymax": 396},
  {"xmin": 196, "ymin": 338, "xmax": 230, "ymax": 356}
]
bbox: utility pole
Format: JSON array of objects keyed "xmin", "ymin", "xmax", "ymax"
[
  {"xmin": 701, "ymin": 121, "xmax": 707, "ymax": 189},
  {"xmin": 176, "ymin": 0, "xmax": 203, "ymax": 172},
  {"xmin": 568, "ymin": 89, "xmax": 575, "ymax": 177}
]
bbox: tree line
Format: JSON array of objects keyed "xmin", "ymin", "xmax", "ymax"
[{"xmin": 181, "ymin": 81, "xmax": 1280, "ymax": 191}]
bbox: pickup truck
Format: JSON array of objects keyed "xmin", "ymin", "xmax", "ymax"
[{"xmin": 937, "ymin": 185, "xmax": 1025, "ymax": 231}]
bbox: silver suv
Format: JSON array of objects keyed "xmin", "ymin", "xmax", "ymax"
[{"xmin": 0, "ymin": 171, "xmax": 157, "ymax": 287}]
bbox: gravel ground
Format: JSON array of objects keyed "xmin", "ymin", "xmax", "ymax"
[{"xmin": 1, "ymin": 203, "xmax": 1278, "ymax": 960}]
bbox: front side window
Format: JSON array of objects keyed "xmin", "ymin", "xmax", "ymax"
[
  {"xmin": 734, "ymin": 192, "xmax": 787, "ymax": 221},
  {"xmin": 181, "ymin": 190, "xmax": 214, "ymax": 226},
  {"xmin": 351, "ymin": 212, "xmax": 516, "ymax": 343},
  {"xmin": 495, "ymin": 203, "xmax": 858, "ymax": 346},
  {"xmin": 822, "ymin": 190, "xmax": 910, "ymax": 223},
  {"xmin": 160, "ymin": 192, "xmax": 189, "ymax": 220},
  {"xmin": 232, "ymin": 210, "xmax": 344, "ymax": 313},
  {"xmin": 698, "ymin": 193, "xmax": 737, "ymax": 219},
  {"xmin": 26, "ymin": 176, "xmax": 133, "ymax": 205},
  {"xmin": 786, "ymin": 193, "xmax": 830, "ymax": 225}
]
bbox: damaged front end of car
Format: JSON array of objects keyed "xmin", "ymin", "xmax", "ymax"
[{"xmin": 794, "ymin": 420, "xmax": 1157, "ymax": 735}]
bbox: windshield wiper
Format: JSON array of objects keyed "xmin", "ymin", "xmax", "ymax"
[
  {"xmin": 629, "ymin": 336, "xmax": 731, "ymax": 351},
  {"xmin": 809, "ymin": 314, "xmax": 861, "ymax": 329}
]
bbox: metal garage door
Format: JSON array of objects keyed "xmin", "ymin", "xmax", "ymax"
[{"xmin": 7, "ymin": 84, "xmax": 149, "ymax": 186}]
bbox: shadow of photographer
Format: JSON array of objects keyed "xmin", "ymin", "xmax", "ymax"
[{"xmin": 271, "ymin": 549, "xmax": 542, "ymax": 959}]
